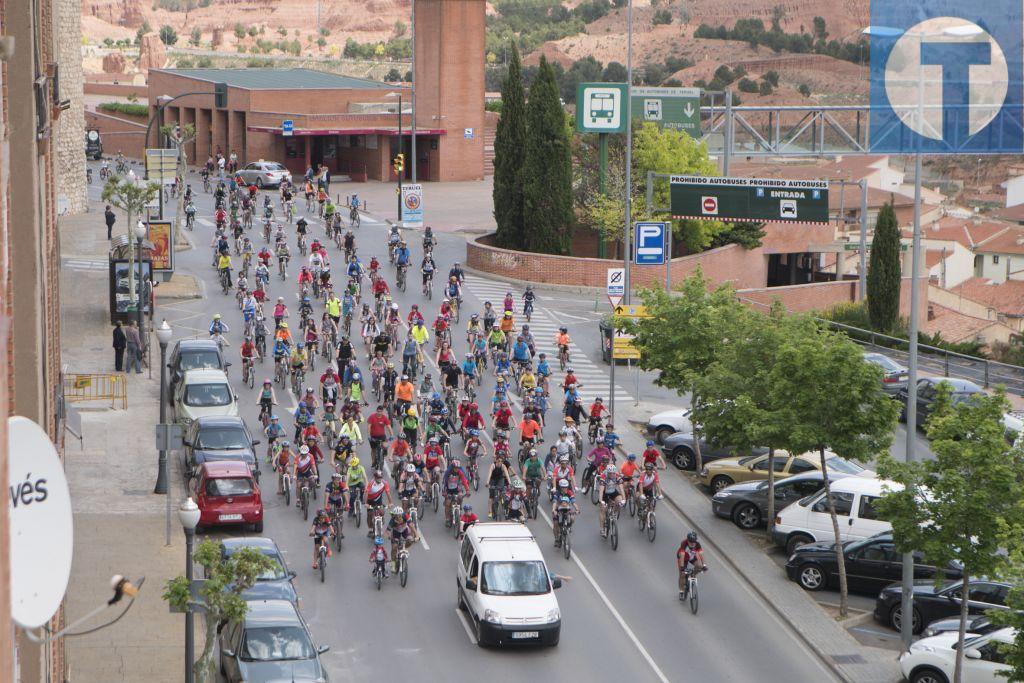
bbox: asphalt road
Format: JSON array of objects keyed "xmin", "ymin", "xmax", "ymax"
[{"xmin": 122, "ymin": 171, "xmax": 840, "ymax": 682}]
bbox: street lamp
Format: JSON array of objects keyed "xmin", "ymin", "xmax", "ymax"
[
  {"xmin": 387, "ymin": 91, "xmax": 404, "ymax": 220},
  {"xmin": 134, "ymin": 220, "xmax": 147, "ymax": 335},
  {"xmin": 178, "ymin": 497, "xmax": 201, "ymax": 683},
  {"xmin": 154, "ymin": 320, "xmax": 173, "ymax": 500}
]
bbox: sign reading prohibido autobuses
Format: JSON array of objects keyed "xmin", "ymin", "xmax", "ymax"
[{"xmin": 670, "ymin": 176, "xmax": 830, "ymax": 224}]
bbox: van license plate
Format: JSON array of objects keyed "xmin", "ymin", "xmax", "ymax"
[
  {"xmin": 512, "ymin": 631, "xmax": 539, "ymax": 639},
  {"xmin": 219, "ymin": 514, "xmax": 243, "ymax": 521}
]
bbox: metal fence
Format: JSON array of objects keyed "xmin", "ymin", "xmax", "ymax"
[{"xmin": 63, "ymin": 372, "xmax": 128, "ymax": 409}]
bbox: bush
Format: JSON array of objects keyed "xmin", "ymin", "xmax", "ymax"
[
  {"xmin": 485, "ymin": 99, "xmax": 503, "ymax": 113},
  {"xmin": 234, "ymin": 23, "xmax": 246, "ymax": 39},
  {"xmin": 159, "ymin": 25, "xmax": 178, "ymax": 46},
  {"xmin": 385, "ymin": 67, "xmax": 402, "ymax": 82},
  {"xmin": 98, "ymin": 102, "xmax": 149, "ymax": 117},
  {"xmin": 758, "ymin": 80, "xmax": 773, "ymax": 95},
  {"xmin": 189, "ymin": 27, "xmax": 202, "ymax": 46},
  {"xmin": 763, "ymin": 69, "xmax": 780, "ymax": 86},
  {"xmin": 245, "ymin": 58, "xmax": 273, "ymax": 68},
  {"xmin": 737, "ymin": 77, "xmax": 759, "ymax": 93},
  {"xmin": 176, "ymin": 57, "xmax": 194, "ymax": 68},
  {"xmin": 196, "ymin": 56, "xmax": 212, "ymax": 68},
  {"xmin": 990, "ymin": 341, "xmax": 1024, "ymax": 366},
  {"xmin": 652, "ymin": 9, "xmax": 672, "ymax": 25},
  {"xmin": 797, "ymin": 83, "xmax": 811, "ymax": 97}
]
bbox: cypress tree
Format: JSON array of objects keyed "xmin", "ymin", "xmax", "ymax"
[
  {"xmin": 866, "ymin": 200, "xmax": 902, "ymax": 333},
  {"xmin": 492, "ymin": 42, "xmax": 527, "ymax": 249},
  {"xmin": 523, "ymin": 56, "xmax": 573, "ymax": 255}
]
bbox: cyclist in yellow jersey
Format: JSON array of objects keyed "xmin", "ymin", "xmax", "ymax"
[{"xmin": 218, "ymin": 253, "xmax": 233, "ymax": 286}]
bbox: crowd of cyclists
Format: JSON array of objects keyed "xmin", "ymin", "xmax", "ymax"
[{"xmin": 195, "ymin": 168, "xmax": 707, "ymax": 597}]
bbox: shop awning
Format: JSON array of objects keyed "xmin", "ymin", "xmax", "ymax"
[{"xmin": 247, "ymin": 126, "xmax": 447, "ymax": 136}]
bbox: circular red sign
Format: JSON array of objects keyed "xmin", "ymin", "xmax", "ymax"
[{"xmin": 702, "ymin": 197, "xmax": 717, "ymax": 212}]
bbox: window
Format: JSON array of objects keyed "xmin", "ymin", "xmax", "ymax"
[
  {"xmin": 480, "ymin": 561, "xmax": 550, "ymax": 596},
  {"xmin": 824, "ymin": 456, "xmax": 866, "ymax": 475},
  {"xmin": 180, "ymin": 350, "xmax": 222, "ymax": 371},
  {"xmin": 792, "ymin": 480, "xmax": 824, "ymax": 496},
  {"xmin": 195, "ymin": 428, "xmax": 249, "ymax": 450},
  {"xmin": 977, "ymin": 642, "xmax": 1007, "ymax": 664},
  {"xmin": 788, "ymin": 459, "xmax": 816, "ymax": 474},
  {"xmin": 240, "ymin": 626, "xmax": 314, "ymax": 662},
  {"xmin": 205, "ymin": 477, "xmax": 253, "ymax": 497},
  {"xmin": 994, "ymin": 255, "xmax": 1001, "ymax": 264},
  {"xmin": 857, "ymin": 543, "xmax": 895, "ymax": 562},
  {"xmin": 967, "ymin": 583, "xmax": 1006, "ymax": 605},
  {"xmin": 859, "ymin": 495, "xmax": 883, "ymax": 520},
  {"xmin": 812, "ymin": 491, "xmax": 853, "ymax": 516},
  {"xmin": 184, "ymin": 383, "xmax": 232, "ymax": 407},
  {"xmin": 460, "ymin": 538, "xmax": 473, "ymax": 569},
  {"xmin": 469, "ymin": 557, "xmax": 479, "ymax": 582}
]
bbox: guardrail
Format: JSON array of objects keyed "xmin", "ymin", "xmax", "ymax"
[{"xmin": 63, "ymin": 372, "xmax": 128, "ymax": 409}]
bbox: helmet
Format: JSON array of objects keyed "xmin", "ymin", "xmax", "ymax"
[
  {"xmin": 373, "ymin": 469, "xmax": 383, "ymax": 478},
  {"xmin": 324, "ymin": 402, "xmax": 334, "ymax": 409},
  {"xmin": 605, "ymin": 464, "xmax": 617, "ymax": 474},
  {"xmin": 558, "ymin": 454, "xmax": 569, "ymax": 463},
  {"xmin": 349, "ymin": 457, "xmax": 360, "ymax": 467},
  {"xmin": 471, "ymin": 313, "xmax": 479, "ymax": 319},
  {"xmin": 504, "ymin": 312, "xmax": 512, "ymax": 318},
  {"xmin": 429, "ymin": 436, "xmax": 438, "ymax": 443},
  {"xmin": 299, "ymin": 446, "xmax": 310, "ymax": 455},
  {"xmin": 315, "ymin": 508, "xmax": 324, "ymax": 517},
  {"xmin": 466, "ymin": 352, "xmax": 473, "ymax": 358},
  {"xmin": 374, "ymin": 536, "xmax": 384, "ymax": 546},
  {"xmin": 645, "ymin": 462, "xmax": 655, "ymax": 470},
  {"xmin": 557, "ymin": 478, "xmax": 570, "ymax": 488},
  {"xmin": 528, "ymin": 449, "xmax": 537, "ymax": 457},
  {"xmin": 595, "ymin": 397, "xmax": 603, "ymax": 402},
  {"xmin": 405, "ymin": 463, "xmax": 416, "ymax": 473},
  {"xmin": 450, "ymin": 458, "xmax": 461, "ymax": 467},
  {"xmin": 432, "ymin": 392, "xmax": 440, "ymax": 400},
  {"xmin": 566, "ymin": 366, "xmax": 574, "ymax": 373},
  {"xmin": 303, "ymin": 296, "xmax": 310, "ymax": 302},
  {"xmin": 559, "ymin": 326, "xmax": 567, "ymax": 333},
  {"xmin": 627, "ymin": 453, "xmax": 637, "ymax": 461},
  {"xmin": 277, "ymin": 296, "xmax": 285, "ymax": 302},
  {"xmin": 281, "ymin": 322, "xmax": 289, "ymax": 329},
  {"xmin": 298, "ymin": 401, "xmax": 307, "ymax": 409},
  {"xmin": 469, "ymin": 429, "xmax": 479, "ymax": 437},
  {"xmin": 271, "ymin": 415, "xmax": 279, "ymax": 421},
  {"xmin": 534, "ymin": 387, "xmax": 544, "ymax": 395},
  {"xmin": 305, "ymin": 386, "xmax": 313, "ymax": 394},
  {"xmin": 263, "ymin": 379, "xmax": 272, "ymax": 385},
  {"xmin": 469, "ymin": 403, "xmax": 478, "ymax": 410},
  {"xmin": 687, "ymin": 531, "xmax": 698, "ymax": 543},
  {"xmin": 281, "ymin": 440, "xmax": 290, "ymax": 447},
  {"xmin": 462, "ymin": 503, "xmax": 473, "ymax": 512},
  {"xmin": 353, "ymin": 373, "xmax": 361, "ymax": 380},
  {"xmin": 213, "ymin": 313, "xmax": 222, "ymax": 320},
  {"xmin": 646, "ymin": 440, "xmax": 654, "ymax": 447},
  {"xmin": 296, "ymin": 342, "xmax": 304, "ymax": 349},
  {"xmin": 332, "ymin": 472, "xmax": 342, "ymax": 480},
  {"xmin": 558, "ymin": 429, "xmax": 567, "ymax": 437},
  {"xmin": 407, "ymin": 407, "xmax": 417, "ymax": 417},
  {"xmin": 513, "ymin": 479, "xmax": 526, "ymax": 491},
  {"xmin": 391, "ymin": 506, "xmax": 404, "ymax": 517}
]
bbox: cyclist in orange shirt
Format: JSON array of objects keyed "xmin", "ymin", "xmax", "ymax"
[{"xmin": 555, "ymin": 327, "xmax": 571, "ymax": 350}]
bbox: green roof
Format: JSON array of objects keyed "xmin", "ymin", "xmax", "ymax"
[{"xmin": 157, "ymin": 68, "xmax": 393, "ymax": 90}]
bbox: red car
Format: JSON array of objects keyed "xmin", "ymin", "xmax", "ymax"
[{"xmin": 193, "ymin": 461, "xmax": 264, "ymax": 532}]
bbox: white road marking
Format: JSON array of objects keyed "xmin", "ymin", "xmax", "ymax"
[
  {"xmin": 455, "ymin": 608, "xmax": 476, "ymax": 643},
  {"xmin": 547, "ymin": 310, "xmax": 592, "ymax": 323},
  {"xmin": 197, "ymin": 218, "xmax": 214, "ymax": 227}
]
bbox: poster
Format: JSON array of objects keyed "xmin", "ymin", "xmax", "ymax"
[
  {"xmin": 147, "ymin": 220, "xmax": 173, "ymax": 272},
  {"xmin": 401, "ymin": 184, "xmax": 423, "ymax": 228}
]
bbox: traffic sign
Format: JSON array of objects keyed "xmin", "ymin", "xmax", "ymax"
[
  {"xmin": 630, "ymin": 86, "xmax": 701, "ymax": 136},
  {"xmin": 576, "ymin": 83, "xmax": 628, "ymax": 133},
  {"xmin": 671, "ymin": 176, "xmax": 830, "ymax": 224},
  {"xmin": 612, "ymin": 330, "xmax": 641, "ymax": 360},
  {"xmin": 606, "ymin": 267, "xmax": 625, "ymax": 307},
  {"xmin": 634, "ymin": 222, "xmax": 667, "ymax": 265},
  {"xmin": 145, "ymin": 148, "xmax": 177, "ymax": 186},
  {"xmin": 282, "ymin": 119, "xmax": 294, "ymax": 137},
  {"xmin": 613, "ymin": 304, "xmax": 649, "ymax": 318}
]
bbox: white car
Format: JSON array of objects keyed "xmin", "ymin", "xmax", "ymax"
[
  {"xmin": 1002, "ymin": 410, "xmax": 1023, "ymax": 442},
  {"xmin": 900, "ymin": 627, "xmax": 1014, "ymax": 683},
  {"xmin": 645, "ymin": 407, "xmax": 692, "ymax": 443},
  {"xmin": 236, "ymin": 160, "xmax": 291, "ymax": 189},
  {"xmin": 173, "ymin": 369, "xmax": 238, "ymax": 425}
]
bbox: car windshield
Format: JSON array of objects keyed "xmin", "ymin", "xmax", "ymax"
[
  {"xmin": 736, "ymin": 455, "xmax": 759, "ymax": 466},
  {"xmin": 205, "ymin": 477, "xmax": 253, "ymax": 497},
  {"xmin": 240, "ymin": 626, "xmax": 314, "ymax": 662},
  {"xmin": 480, "ymin": 561, "xmax": 550, "ymax": 596},
  {"xmin": 180, "ymin": 350, "xmax": 221, "ymax": 371},
  {"xmin": 195, "ymin": 427, "xmax": 249, "ymax": 450},
  {"xmin": 867, "ymin": 355, "xmax": 903, "ymax": 373},
  {"xmin": 185, "ymin": 383, "xmax": 231, "ymax": 407},
  {"xmin": 264, "ymin": 163, "xmax": 286, "ymax": 171},
  {"xmin": 824, "ymin": 456, "xmax": 865, "ymax": 475},
  {"xmin": 224, "ymin": 547, "xmax": 287, "ymax": 580}
]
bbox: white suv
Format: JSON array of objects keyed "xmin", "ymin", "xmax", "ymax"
[
  {"xmin": 456, "ymin": 522, "xmax": 562, "ymax": 647},
  {"xmin": 900, "ymin": 627, "xmax": 1013, "ymax": 683}
]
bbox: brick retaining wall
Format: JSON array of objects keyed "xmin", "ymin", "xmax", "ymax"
[{"xmin": 85, "ymin": 110, "xmax": 147, "ymax": 160}]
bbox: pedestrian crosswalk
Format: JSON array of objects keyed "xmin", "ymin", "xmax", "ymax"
[{"xmin": 461, "ymin": 274, "xmax": 632, "ymax": 403}]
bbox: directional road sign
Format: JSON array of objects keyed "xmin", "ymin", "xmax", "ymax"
[
  {"xmin": 145, "ymin": 148, "xmax": 177, "ymax": 186},
  {"xmin": 634, "ymin": 222, "xmax": 667, "ymax": 265},
  {"xmin": 576, "ymin": 83, "xmax": 629, "ymax": 133},
  {"xmin": 670, "ymin": 176, "xmax": 830, "ymax": 224},
  {"xmin": 630, "ymin": 86, "xmax": 701, "ymax": 136},
  {"xmin": 613, "ymin": 304, "xmax": 649, "ymax": 318},
  {"xmin": 282, "ymin": 119, "xmax": 294, "ymax": 137},
  {"xmin": 606, "ymin": 267, "xmax": 625, "ymax": 307}
]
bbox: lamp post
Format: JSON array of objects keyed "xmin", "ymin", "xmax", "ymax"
[
  {"xmin": 154, "ymin": 320, "xmax": 172, "ymax": 511},
  {"xmin": 134, "ymin": 220, "xmax": 147, "ymax": 334},
  {"xmin": 178, "ymin": 497, "xmax": 201, "ymax": 683},
  {"xmin": 387, "ymin": 91, "xmax": 404, "ymax": 221}
]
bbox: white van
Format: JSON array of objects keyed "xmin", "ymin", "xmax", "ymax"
[
  {"xmin": 457, "ymin": 522, "xmax": 562, "ymax": 647},
  {"xmin": 772, "ymin": 476, "xmax": 898, "ymax": 555}
]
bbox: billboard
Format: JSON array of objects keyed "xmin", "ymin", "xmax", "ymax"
[
  {"xmin": 146, "ymin": 220, "xmax": 173, "ymax": 272},
  {"xmin": 670, "ymin": 176, "xmax": 830, "ymax": 224}
]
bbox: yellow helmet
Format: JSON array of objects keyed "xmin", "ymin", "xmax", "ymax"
[
  {"xmin": 349, "ymin": 456, "xmax": 360, "ymax": 467},
  {"xmin": 407, "ymin": 407, "xmax": 417, "ymax": 417},
  {"xmin": 280, "ymin": 322, "xmax": 289, "ymax": 329}
]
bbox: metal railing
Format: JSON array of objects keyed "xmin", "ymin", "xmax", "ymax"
[{"xmin": 63, "ymin": 372, "xmax": 128, "ymax": 409}]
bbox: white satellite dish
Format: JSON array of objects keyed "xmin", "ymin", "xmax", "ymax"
[{"xmin": 9, "ymin": 416, "xmax": 74, "ymax": 629}]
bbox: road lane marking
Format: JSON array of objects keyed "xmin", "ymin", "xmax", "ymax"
[{"xmin": 455, "ymin": 608, "xmax": 476, "ymax": 643}]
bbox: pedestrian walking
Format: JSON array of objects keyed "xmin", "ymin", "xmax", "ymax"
[
  {"xmin": 112, "ymin": 321, "xmax": 126, "ymax": 371},
  {"xmin": 320, "ymin": 164, "xmax": 331, "ymax": 190},
  {"xmin": 124, "ymin": 320, "xmax": 143, "ymax": 374},
  {"xmin": 104, "ymin": 205, "xmax": 117, "ymax": 240},
  {"xmin": 217, "ymin": 154, "xmax": 226, "ymax": 179}
]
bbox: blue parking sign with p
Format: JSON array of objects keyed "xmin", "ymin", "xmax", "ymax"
[
  {"xmin": 634, "ymin": 222, "xmax": 667, "ymax": 265},
  {"xmin": 869, "ymin": 0, "xmax": 1023, "ymax": 153}
]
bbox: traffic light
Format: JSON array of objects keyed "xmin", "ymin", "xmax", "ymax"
[{"xmin": 393, "ymin": 153, "xmax": 405, "ymax": 175}]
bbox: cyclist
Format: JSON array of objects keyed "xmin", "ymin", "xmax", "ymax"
[
  {"xmin": 239, "ymin": 336, "xmax": 259, "ymax": 380},
  {"xmin": 324, "ymin": 472, "xmax": 348, "ymax": 537},
  {"xmin": 292, "ymin": 445, "xmax": 319, "ymax": 507},
  {"xmin": 637, "ymin": 461, "xmax": 663, "ymax": 508},
  {"xmin": 395, "ymin": 241, "xmax": 411, "ymax": 270},
  {"xmin": 310, "ymin": 509, "xmax": 333, "ymax": 569},
  {"xmin": 522, "ymin": 285, "xmax": 536, "ymax": 316},
  {"xmin": 345, "ymin": 456, "xmax": 366, "ymax": 509},
  {"xmin": 366, "ymin": 405, "xmax": 393, "ymax": 465},
  {"xmin": 620, "ymin": 452, "xmax": 640, "ymax": 498},
  {"xmin": 522, "ymin": 449, "xmax": 546, "ymax": 500},
  {"xmin": 448, "ymin": 261, "xmax": 464, "ymax": 285},
  {"xmin": 320, "ymin": 366, "xmax": 341, "ymax": 406},
  {"xmin": 464, "ymin": 427, "xmax": 486, "ymax": 468},
  {"xmin": 441, "ymin": 457, "xmax": 470, "ymax": 524},
  {"xmin": 677, "ymin": 531, "xmax": 707, "ymax": 600},
  {"xmin": 387, "ymin": 505, "xmax": 417, "ymax": 571},
  {"xmin": 506, "ymin": 478, "xmax": 528, "ymax": 523},
  {"xmin": 457, "ymin": 502, "xmax": 477, "ymax": 540},
  {"xmin": 551, "ymin": 477, "xmax": 579, "ymax": 548},
  {"xmin": 209, "ymin": 313, "xmax": 229, "ymax": 337},
  {"xmin": 485, "ymin": 453, "xmax": 512, "ymax": 518},
  {"xmin": 602, "ymin": 423, "xmax": 621, "ymax": 450},
  {"xmin": 581, "ymin": 442, "xmax": 614, "ymax": 494},
  {"xmin": 588, "ymin": 397, "xmax": 609, "ymax": 435},
  {"xmin": 642, "ymin": 440, "xmax": 667, "ymax": 469},
  {"xmin": 555, "ymin": 326, "xmax": 571, "ymax": 362},
  {"xmin": 369, "ymin": 536, "xmax": 389, "ymax": 578},
  {"xmin": 293, "ymin": 400, "xmax": 314, "ymax": 442},
  {"xmin": 597, "ymin": 463, "xmax": 625, "ymax": 538},
  {"xmin": 511, "ymin": 335, "xmax": 531, "ymax": 370},
  {"xmin": 364, "ymin": 469, "xmax": 393, "ymax": 536},
  {"xmin": 398, "ymin": 463, "xmax": 424, "ymax": 517}
]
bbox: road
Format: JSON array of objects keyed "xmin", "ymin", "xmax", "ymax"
[{"xmin": 104, "ymin": 168, "xmax": 840, "ymax": 682}]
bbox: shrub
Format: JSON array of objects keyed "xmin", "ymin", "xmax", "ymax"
[
  {"xmin": 652, "ymin": 9, "xmax": 672, "ymax": 25},
  {"xmin": 797, "ymin": 83, "xmax": 811, "ymax": 97},
  {"xmin": 196, "ymin": 56, "xmax": 212, "ymax": 67},
  {"xmin": 159, "ymin": 25, "xmax": 178, "ymax": 46},
  {"xmin": 485, "ymin": 99, "xmax": 503, "ymax": 113},
  {"xmin": 737, "ymin": 77, "xmax": 759, "ymax": 93},
  {"xmin": 98, "ymin": 102, "xmax": 149, "ymax": 117},
  {"xmin": 758, "ymin": 80, "xmax": 773, "ymax": 95}
]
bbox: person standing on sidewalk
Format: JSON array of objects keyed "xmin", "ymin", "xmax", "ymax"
[
  {"xmin": 104, "ymin": 205, "xmax": 117, "ymax": 240},
  {"xmin": 112, "ymin": 322, "xmax": 126, "ymax": 371},
  {"xmin": 124, "ymin": 320, "xmax": 143, "ymax": 374}
]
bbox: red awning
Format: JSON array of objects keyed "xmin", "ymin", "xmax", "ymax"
[{"xmin": 247, "ymin": 126, "xmax": 447, "ymax": 136}]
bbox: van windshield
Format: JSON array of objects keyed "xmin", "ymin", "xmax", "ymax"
[{"xmin": 480, "ymin": 561, "xmax": 550, "ymax": 596}]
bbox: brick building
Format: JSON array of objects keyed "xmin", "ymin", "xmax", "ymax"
[{"xmin": 148, "ymin": 0, "xmax": 486, "ymax": 182}]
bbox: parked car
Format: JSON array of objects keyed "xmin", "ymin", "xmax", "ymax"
[
  {"xmin": 173, "ymin": 368, "xmax": 237, "ymax": 425},
  {"xmin": 711, "ymin": 471, "xmax": 853, "ymax": 530},
  {"xmin": 699, "ymin": 450, "xmax": 872, "ymax": 492},
  {"xmin": 192, "ymin": 461, "xmax": 263, "ymax": 533},
  {"xmin": 236, "ymin": 160, "xmax": 291, "ymax": 189},
  {"xmin": 785, "ymin": 532, "xmax": 962, "ymax": 593},
  {"xmin": 922, "ymin": 615, "xmax": 997, "ymax": 639},
  {"xmin": 862, "ymin": 352, "xmax": 908, "ymax": 396},
  {"xmin": 645, "ymin": 407, "xmax": 692, "ymax": 444},
  {"xmin": 661, "ymin": 430, "xmax": 768, "ymax": 471},
  {"xmin": 85, "ymin": 129, "xmax": 103, "ymax": 160},
  {"xmin": 898, "ymin": 377, "xmax": 985, "ymax": 427},
  {"xmin": 875, "ymin": 578, "xmax": 1010, "ymax": 634},
  {"xmin": 216, "ymin": 538, "xmax": 297, "ymax": 605},
  {"xmin": 772, "ymin": 476, "xmax": 896, "ymax": 554},
  {"xmin": 457, "ymin": 522, "xmax": 562, "ymax": 647},
  {"xmin": 899, "ymin": 627, "xmax": 1014, "ymax": 683},
  {"xmin": 168, "ymin": 339, "xmax": 230, "ymax": 399},
  {"xmin": 1002, "ymin": 410, "xmax": 1023, "ymax": 443},
  {"xmin": 219, "ymin": 599, "xmax": 329, "ymax": 683},
  {"xmin": 183, "ymin": 416, "xmax": 260, "ymax": 482}
]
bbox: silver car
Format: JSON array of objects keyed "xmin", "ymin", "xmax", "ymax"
[
  {"xmin": 219, "ymin": 599, "xmax": 329, "ymax": 682},
  {"xmin": 863, "ymin": 352, "xmax": 908, "ymax": 395},
  {"xmin": 236, "ymin": 161, "xmax": 291, "ymax": 188}
]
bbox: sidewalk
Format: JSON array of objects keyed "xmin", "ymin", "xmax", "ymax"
[
  {"xmin": 60, "ymin": 199, "xmax": 200, "ymax": 682},
  {"xmin": 614, "ymin": 400, "xmax": 902, "ymax": 683}
]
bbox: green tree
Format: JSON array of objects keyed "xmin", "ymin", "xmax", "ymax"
[
  {"xmin": 102, "ymin": 176, "xmax": 159, "ymax": 309},
  {"xmin": 867, "ymin": 200, "xmax": 902, "ymax": 333},
  {"xmin": 991, "ymin": 549, "xmax": 1024, "ymax": 682},
  {"xmin": 234, "ymin": 23, "xmax": 246, "ymax": 39},
  {"xmin": 159, "ymin": 25, "xmax": 178, "ymax": 46},
  {"xmin": 163, "ymin": 539, "xmax": 274, "ymax": 682},
  {"xmin": 523, "ymin": 56, "xmax": 573, "ymax": 254},
  {"xmin": 876, "ymin": 385, "xmax": 1024, "ymax": 680},
  {"xmin": 189, "ymin": 27, "xmax": 202, "ymax": 46},
  {"xmin": 763, "ymin": 70, "xmax": 780, "ymax": 86},
  {"xmin": 758, "ymin": 80, "xmax": 773, "ymax": 95},
  {"xmin": 135, "ymin": 21, "xmax": 152, "ymax": 46},
  {"xmin": 493, "ymin": 42, "xmax": 528, "ymax": 250},
  {"xmin": 797, "ymin": 83, "xmax": 811, "ymax": 97},
  {"xmin": 812, "ymin": 16, "xmax": 828, "ymax": 41},
  {"xmin": 602, "ymin": 61, "xmax": 627, "ymax": 82},
  {"xmin": 766, "ymin": 323, "xmax": 899, "ymax": 616},
  {"xmin": 394, "ymin": 20, "xmax": 407, "ymax": 37}
]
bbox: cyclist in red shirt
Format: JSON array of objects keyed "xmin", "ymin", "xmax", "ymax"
[
  {"xmin": 492, "ymin": 401, "xmax": 513, "ymax": 436},
  {"xmin": 364, "ymin": 469, "xmax": 393, "ymax": 534},
  {"xmin": 367, "ymin": 405, "xmax": 393, "ymax": 467},
  {"xmin": 642, "ymin": 440, "xmax": 666, "ymax": 469}
]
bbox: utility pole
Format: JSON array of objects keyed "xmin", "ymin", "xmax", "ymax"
[
  {"xmin": 612, "ymin": 0, "xmax": 634, "ymax": 422},
  {"xmin": 410, "ymin": 0, "xmax": 417, "ymax": 184}
]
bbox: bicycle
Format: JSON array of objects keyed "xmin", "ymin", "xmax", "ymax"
[
  {"xmin": 396, "ymin": 544, "xmax": 409, "ymax": 588},
  {"xmin": 219, "ymin": 268, "xmax": 231, "ymax": 295},
  {"xmin": 446, "ymin": 493, "xmax": 462, "ymax": 533},
  {"xmin": 422, "ymin": 272, "xmax": 433, "ymax": 299},
  {"xmin": 274, "ymin": 358, "xmax": 287, "ymax": 385},
  {"xmin": 637, "ymin": 494, "xmax": 658, "ymax": 542},
  {"xmin": 291, "ymin": 367, "xmax": 306, "ymax": 398},
  {"xmin": 524, "ymin": 300, "xmax": 533, "ymax": 322},
  {"xmin": 602, "ymin": 500, "xmax": 622, "ymax": 551},
  {"xmin": 466, "ymin": 455, "xmax": 480, "ymax": 491},
  {"xmin": 526, "ymin": 479, "xmax": 541, "ymax": 520},
  {"xmin": 681, "ymin": 566, "xmax": 704, "ymax": 615},
  {"xmin": 350, "ymin": 205, "xmax": 361, "ymax": 228},
  {"xmin": 279, "ymin": 469, "xmax": 292, "ymax": 507},
  {"xmin": 299, "ymin": 477, "xmax": 312, "ymax": 520},
  {"xmin": 314, "ymin": 533, "xmax": 329, "ymax": 583},
  {"xmin": 370, "ymin": 503, "xmax": 385, "ymax": 539},
  {"xmin": 330, "ymin": 506, "xmax": 344, "ymax": 552},
  {"xmin": 242, "ymin": 358, "xmax": 255, "ymax": 389},
  {"xmin": 396, "ymin": 265, "xmax": 407, "ymax": 292},
  {"xmin": 489, "ymin": 486, "xmax": 505, "ymax": 521},
  {"xmin": 373, "ymin": 555, "xmax": 387, "ymax": 591},
  {"xmin": 558, "ymin": 345, "xmax": 570, "ymax": 371},
  {"xmin": 185, "ymin": 210, "xmax": 195, "ymax": 230},
  {"xmin": 588, "ymin": 418, "xmax": 604, "ymax": 445},
  {"xmin": 555, "ymin": 503, "xmax": 574, "ymax": 560}
]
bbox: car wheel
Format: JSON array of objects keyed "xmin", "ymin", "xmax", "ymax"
[
  {"xmin": 785, "ymin": 534, "xmax": 813, "ymax": 555},
  {"xmin": 731, "ymin": 503, "xmax": 762, "ymax": 529},
  {"xmin": 671, "ymin": 447, "xmax": 694, "ymax": 470},
  {"xmin": 909, "ymin": 668, "xmax": 949, "ymax": 683},
  {"xmin": 889, "ymin": 603, "xmax": 922, "ymax": 634},
  {"xmin": 255, "ymin": 178, "xmax": 263, "ymax": 189},
  {"xmin": 655, "ymin": 427, "xmax": 674, "ymax": 444},
  {"xmin": 797, "ymin": 564, "xmax": 826, "ymax": 591},
  {"xmin": 252, "ymin": 520, "xmax": 263, "ymax": 533},
  {"xmin": 710, "ymin": 475, "xmax": 733, "ymax": 493}
]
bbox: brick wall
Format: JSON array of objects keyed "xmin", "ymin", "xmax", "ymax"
[
  {"xmin": 85, "ymin": 110, "xmax": 147, "ymax": 160},
  {"xmin": 466, "ymin": 233, "xmax": 767, "ymax": 289},
  {"xmin": 737, "ymin": 276, "xmax": 928, "ymax": 325},
  {"xmin": 83, "ymin": 81, "xmax": 149, "ymax": 99}
]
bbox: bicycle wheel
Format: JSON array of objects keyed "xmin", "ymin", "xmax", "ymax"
[
  {"xmin": 319, "ymin": 548, "xmax": 326, "ymax": 583},
  {"xmin": 627, "ymin": 493, "xmax": 636, "ymax": 517},
  {"xmin": 563, "ymin": 528, "xmax": 571, "ymax": 560},
  {"xmin": 689, "ymin": 581, "xmax": 699, "ymax": 615},
  {"xmin": 637, "ymin": 505, "xmax": 646, "ymax": 532},
  {"xmin": 247, "ymin": 368, "xmax": 255, "ymax": 389},
  {"xmin": 376, "ymin": 568, "xmax": 382, "ymax": 591},
  {"xmin": 452, "ymin": 509, "xmax": 461, "ymax": 538},
  {"xmin": 432, "ymin": 483, "xmax": 440, "ymax": 514},
  {"xmin": 334, "ymin": 520, "xmax": 342, "ymax": 551},
  {"xmin": 610, "ymin": 518, "xmax": 618, "ymax": 551},
  {"xmin": 590, "ymin": 480, "xmax": 599, "ymax": 505},
  {"xmin": 399, "ymin": 556, "xmax": 408, "ymax": 588},
  {"xmin": 283, "ymin": 478, "xmax": 291, "ymax": 507},
  {"xmin": 472, "ymin": 468, "xmax": 479, "ymax": 491},
  {"xmin": 647, "ymin": 512, "xmax": 657, "ymax": 542},
  {"xmin": 354, "ymin": 499, "xmax": 362, "ymax": 528},
  {"xmin": 302, "ymin": 489, "xmax": 309, "ymax": 520}
]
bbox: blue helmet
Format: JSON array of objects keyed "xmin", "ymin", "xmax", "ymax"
[
  {"xmin": 298, "ymin": 401, "xmax": 307, "ymax": 409},
  {"xmin": 469, "ymin": 429, "xmax": 479, "ymax": 437},
  {"xmin": 374, "ymin": 536, "xmax": 384, "ymax": 546},
  {"xmin": 296, "ymin": 342, "xmax": 305, "ymax": 349},
  {"xmin": 432, "ymin": 392, "xmax": 441, "ymax": 400}
]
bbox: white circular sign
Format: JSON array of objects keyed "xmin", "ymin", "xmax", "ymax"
[{"xmin": 9, "ymin": 416, "xmax": 73, "ymax": 628}]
